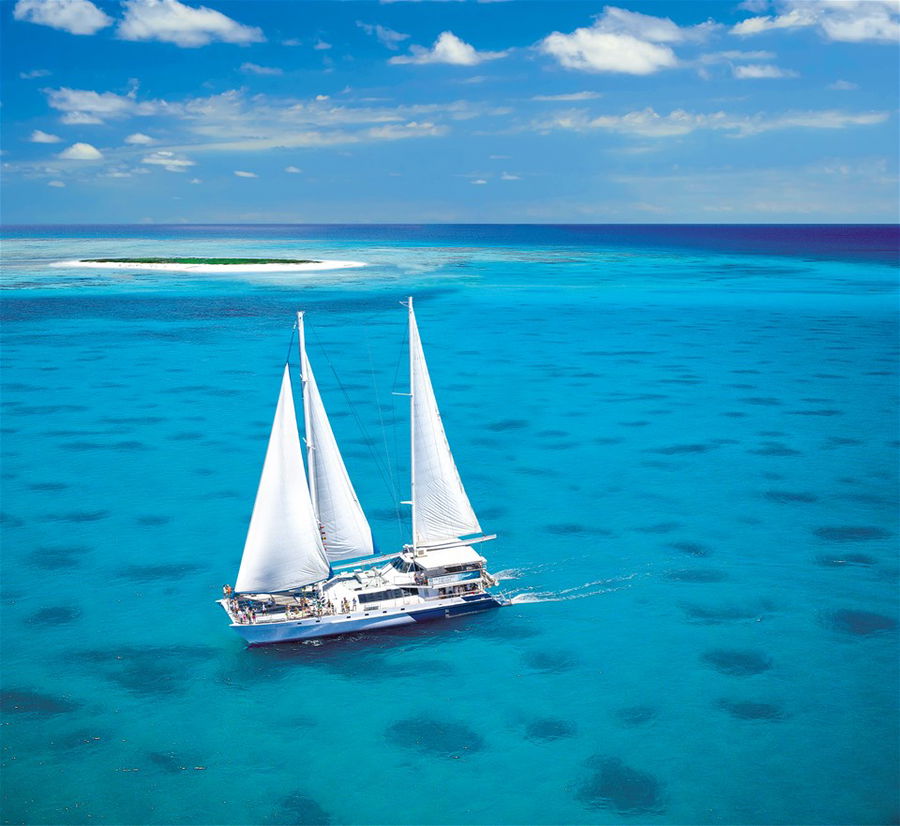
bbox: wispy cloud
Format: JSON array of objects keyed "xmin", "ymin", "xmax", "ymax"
[
  {"xmin": 13, "ymin": 0, "xmax": 112, "ymax": 35},
  {"xmin": 531, "ymin": 91, "xmax": 602, "ymax": 101},
  {"xmin": 390, "ymin": 31, "xmax": 507, "ymax": 66},
  {"xmin": 141, "ymin": 150, "xmax": 195, "ymax": 171},
  {"xmin": 19, "ymin": 68, "xmax": 52, "ymax": 79},
  {"xmin": 356, "ymin": 20, "xmax": 410, "ymax": 50},
  {"xmin": 240, "ymin": 62, "xmax": 283, "ymax": 76},
  {"xmin": 234, "ymin": 170, "xmax": 257, "ymax": 177},
  {"xmin": 829, "ymin": 79, "xmax": 859, "ymax": 91},
  {"xmin": 535, "ymin": 106, "xmax": 890, "ymax": 138},
  {"xmin": 733, "ymin": 64, "xmax": 798, "ymax": 79},
  {"xmin": 733, "ymin": 0, "xmax": 900, "ymax": 43},
  {"xmin": 117, "ymin": 0, "xmax": 265, "ymax": 47}
]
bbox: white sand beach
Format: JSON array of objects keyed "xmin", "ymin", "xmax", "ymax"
[{"xmin": 51, "ymin": 259, "xmax": 367, "ymax": 273}]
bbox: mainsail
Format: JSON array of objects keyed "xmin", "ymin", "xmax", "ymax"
[
  {"xmin": 299, "ymin": 313, "xmax": 375, "ymax": 562},
  {"xmin": 408, "ymin": 298, "xmax": 482, "ymax": 549},
  {"xmin": 235, "ymin": 365, "xmax": 331, "ymax": 593}
]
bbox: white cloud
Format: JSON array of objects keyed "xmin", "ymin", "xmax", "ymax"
[
  {"xmin": 61, "ymin": 112, "xmax": 104, "ymax": 125},
  {"xmin": 535, "ymin": 106, "xmax": 890, "ymax": 138},
  {"xmin": 234, "ymin": 170, "xmax": 257, "ymax": 177},
  {"xmin": 125, "ymin": 132, "xmax": 155, "ymax": 144},
  {"xmin": 500, "ymin": 171, "xmax": 520, "ymax": 180},
  {"xmin": 313, "ymin": 39, "xmax": 331, "ymax": 50},
  {"xmin": 189, "ymin": 177, "xmax": 202, "ymax": 183},
  {"xmin": 538, "ymin": 6, "xmax": 719, "ymax": 75},
  {"xmin": 45, "ymin": 86, "xmax": 164, "ymax": 123},
  {"xmin": 285, "ymin": 165, "xmax": 302, "ymax": 173},
  {"xmin": 282, "ymin": 38, "xmax": 300, "ymax": 47},
  {"xmin": 357, "ymin": 21, "xmax": 410, "ymax": 49},
  {"xmin": 471, "ymin": 179, "xmax": 488, "ymax": 184},
  {"xmin": 117, "ymin": 0, "xmax": 265, "ymax": 48},
  {"xmin": 13, "ymin": 0, "xmax": 112, "ymax": 35},
  {"xmin": 141, "ymin": 150, "xmax": 195, "ymax": 171},
  {"xmin": 366, "ymin": 121, "xmax": 448, "ymax": 140},
  {"xmin": 48, "ymin": 180, "xmax": 66, "ymax": 187},
  {"xmin": 30, "ymin": 129, "xmax": 62, "ymax": 143},
  {"xmin": 58, "ymin": 142, "xmax": 103, "ymax": 159},
  {"xmin": 829, "ymin": 79, "xmax": 859, "ymax": 91},
  {"xmin": 733, "ymin": 1, "xmax": 900, "ymax": 43},
  {"xmin": 733, "ymin": 63, "xmax": 798, "ymax": 78},
  {"xmin": 531, "ymin": 91, "xmax": 603, "ymax": 101},
  {"xmin": 241, "ymin": 62, "xmax": 283, "ymax": 76},
  {"xmin": 390, "ymin": 31, "xmax": 507, "ymax": 66},
  {"xmin": 315, "ymin": 94, "xmax": 329, "ymax": 101},
  {"xmin": 697, "ymin": 49, "xmax": 775, "ymax": 64},
  {"xmin": 20, "ymin": 69, "xmax": 52, "ymax": 79}
]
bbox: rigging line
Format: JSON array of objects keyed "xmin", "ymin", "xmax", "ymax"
[
  {"xmin": 364, "ymin": 331, "xmax": 404, "ymax": 540},
  {"xmin": 284, "ymin": 320, "xmax": 298, "ymax": 367},
  {"xmin": 306, "ymin": 319, "xmax": 399, "ymax": 518}
]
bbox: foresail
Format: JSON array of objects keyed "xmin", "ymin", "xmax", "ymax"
[
  {"xmin": 235, "ymin": 365, "xmax": 330, "ymax": 593},
  {"xmin": 409, "ymin": 303, "xmax": 482, "ymax": 548},
  {"xmin": 303, "ymin": 349, "xmax": 375, "ymax": 561}
]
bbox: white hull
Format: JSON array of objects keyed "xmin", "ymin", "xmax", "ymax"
[{"xmin": 229, "ymin": 593, "xmax": 507, "ymax": 646}]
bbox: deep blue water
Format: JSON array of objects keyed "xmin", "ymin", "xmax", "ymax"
[{"xmin": 1, "ymin": 225, "xmax": 898, "ymax": 825}]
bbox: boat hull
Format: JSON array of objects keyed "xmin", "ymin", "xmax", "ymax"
[{"xmin": 230, "ymin": 593, "xmax": 506, "ymax": 646}]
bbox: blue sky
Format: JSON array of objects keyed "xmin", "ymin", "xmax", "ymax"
[{"xmin": 2, "ymin": 0, "xmax": 898, "ymax": 223}]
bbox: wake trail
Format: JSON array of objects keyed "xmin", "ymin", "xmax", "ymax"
[{"xmin": 506, "ymin": 572, "xmax": 640, "ymax": 604}]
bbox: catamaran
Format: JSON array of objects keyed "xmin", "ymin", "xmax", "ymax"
[{"xmin": 218, "ymin": 297, "xmax": 507, "ymax": 645}]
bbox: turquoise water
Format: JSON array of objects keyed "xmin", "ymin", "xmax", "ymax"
[{"xmin": 1, "ymin": 225, "xmax": 898, "ymax": 825}]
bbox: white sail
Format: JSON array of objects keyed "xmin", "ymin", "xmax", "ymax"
[
  {"xmin": 409, "ymin": 299, "xmax": 482, "ymax": 549},
  {"xmin": 300, "ymin": 323, "xmax": 375, "ymax": 562},
  {"xmin": 235, "ymin": 365, "xmax": 330, "ymax": 593}
]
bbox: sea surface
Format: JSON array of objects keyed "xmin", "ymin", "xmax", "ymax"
[{"xmin": 1, "ymin": 224, "xmax": 898, "ymax": 826}]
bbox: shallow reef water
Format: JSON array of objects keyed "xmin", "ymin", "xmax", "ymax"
[{"xmin": 0, "ymin": 224, "xmax": 897, "ymax": 825}]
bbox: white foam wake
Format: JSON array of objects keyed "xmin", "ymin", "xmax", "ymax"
[{"xmin": 507, "ymin": 572, "xmax": 639, "ymax": 604}]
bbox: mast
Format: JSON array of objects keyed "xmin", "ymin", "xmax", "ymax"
[
  {"xmin": 408, "ymin": 296, "xmax": 418, "ymax": 555},
  {"xmin": 298, "ymin": 311, "xmax": 317, "ymax": 515}
]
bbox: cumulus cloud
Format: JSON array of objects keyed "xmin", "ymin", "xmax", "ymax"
[
  {"xmin": 241, "ymin": 62, "xmax": 283, "ymax": 76},
  {"xmin": 58, "ymin": 142, "xmax": 104, "ymax": 159},
  {"xmin": 535, "ymin": 106, "xmax": 889, "ymax": 138},
  {"xmin": 732, "ymin": 0, "xmax": 900, "ymax": 43},
  {"xmin": 117, "ymin": 0, "xmax": 265, "ymax": 47},
  {"xmin": 20, "ymin": 69, "xmax": 52, "ymax": 79},
  {"xmin": 285, "ymin": 165, "xmax": 302, "ymax": 173},
  {"xmin": 357, "ymin": 20, "xmax": 410, "ymax": 49},
  {"xmin": 733, "ymin": 63, "xmax": 798, "ymax": 78},
  {"xmin": 141, "ymin": 150, "xmax": 195, "ymax": 171},
  {"xmin": 13, "ymin": 0, "xmax": 112, "ymax": 35},
  {"xmin": 538, "ymin": 6, "xmax": 718, "ymax": 75},
  {"xmin": 48, "ymin": 180, "xmax": 66, "ymax": 187},
  {"xmin": 30, "ymin": 129, "xmax": 62, "ymax": 143},
  {"xmin": 390, "ymin": 31, "xmax": 507, "ymax": 66},
  {"xmin": 313, "ymin": 39, "xmax": 331, "ymax": 50},
  {"xmin": 234, "ymin": 170, "xmax": 257, "ymax": 177},
  {"xmin": 125, "ymin": 132, "xmax": 155, "ymax": 144}
]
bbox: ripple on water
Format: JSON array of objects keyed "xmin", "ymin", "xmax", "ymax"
[
  {"xmin": 26, "ymin": 606, "xmax": 82, "ymax": 625},
  {"xmin": 683, "ymin": 603, "xmax": 768, "ymax": 624},
  {"xmin": 825, "ymin": 609, "xmax": 898, "ymax": 636},
  {"xmin": 45, "ymin": 510, "xmax": 109, "ymax": 523},
  {"xmin": 523, "ymin": 649, "xmax": 577, "ymax": 672},
  {"xmin": 668, "ymin": 541, "xmax": 710, "ymax": 557},
  {"xmin": 717, "ymin": 699, "xmax": 785, "ymax": 721},
  {"xmin": 524, "ymin": 717, "xmax": 576, "ymax": 742},
  {"xmin": 385, "ymin": 716, "xmax": 484, "ymax": 757},
  {"xmin": 814, "ymin": 526, "xmax": 892, "ymax": 542},
  {"xmin": 702, "ymin": 649, "xmax": 773, "ymax": 676},
  {"xmin": 576, "ymin": 756, "xmax": 665, "ymax": 815},
  {"xmin": 764, "ymin": 490, "xmax": 819, "ymax": 503},
  {"xmin": 616, "ymin": 706, "xmax": 657, "ymax": 726},
  {"xmin": 264, "ymin": 792, "xmax": 333, "ymax": 826},
  {"xmin": 1, "ymin": 689, "xmax": 81, "ymax": 715},
  {"xmin": 664, "ymin": 569, "xmax": 727, "ymax": 583},
  {"xmin": 816, "ymin": 553, "xmax": 877, "ymax": 567}
]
